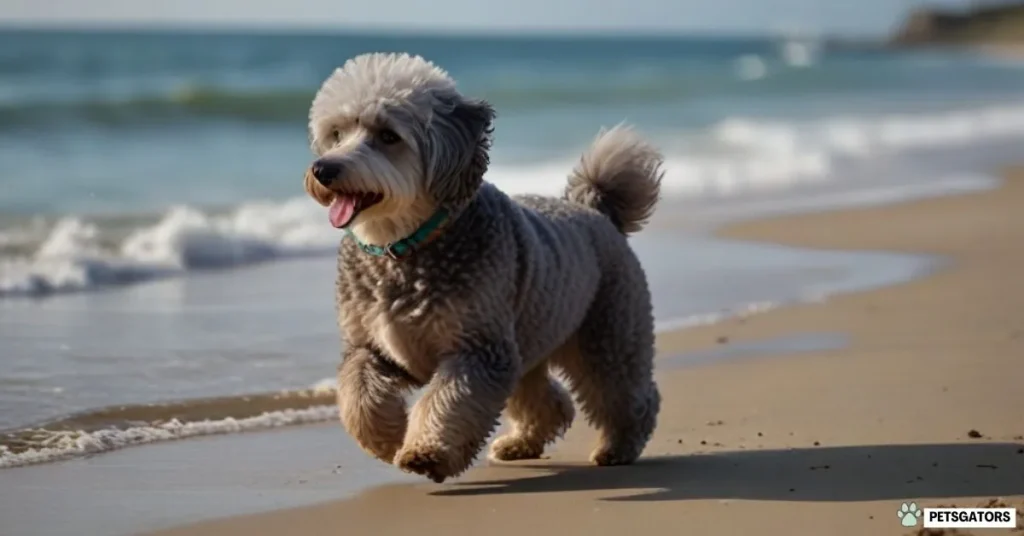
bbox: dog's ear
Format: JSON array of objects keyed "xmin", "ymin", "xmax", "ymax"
[{"xmin": 424, "ymin": 96, "xmax": 495, "ymax": 208}]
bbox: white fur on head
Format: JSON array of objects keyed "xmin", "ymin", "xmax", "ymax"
[
  {"xmin": 309, "ymin": 53, "xmax": 456, "ymax": 148},
  {"xmin": 306, "ymin": 53, "xmax": 494, "ymax": 246}
]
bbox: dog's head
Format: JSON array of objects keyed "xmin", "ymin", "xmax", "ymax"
[{"xmin": 304, "ymin": 53, "xmax": 495, "ymax": 245}]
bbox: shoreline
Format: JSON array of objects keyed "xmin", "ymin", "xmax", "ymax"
[
  {"xmin": 972, "ymin": 43, "xmax": 1024, "ymax": 60},
  {"xmin": 150, "ymin": 168, "xmax": 1024, "ymax": 536}
]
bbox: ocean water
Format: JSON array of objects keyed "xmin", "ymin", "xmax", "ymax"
[{"xmin": 2, "ymin": 28, "xmax": 1024, "ymax": 466}]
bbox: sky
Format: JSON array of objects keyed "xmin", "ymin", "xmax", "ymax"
[{"xmin": 1, "ymin": 0, "xmax": 976, "ymax": 36}]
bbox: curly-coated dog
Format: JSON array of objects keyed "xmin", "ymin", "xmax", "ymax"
[{"xmin": 303, "ymin": 52, "xmax": 663, "ymax": 483}]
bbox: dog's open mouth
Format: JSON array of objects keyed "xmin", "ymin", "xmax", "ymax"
[{"xmin": 328, "ymin": 193, "xmax": 384, "ymax": 228}]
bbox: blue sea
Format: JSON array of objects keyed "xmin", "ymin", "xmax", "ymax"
[{"xmin": 1, "ymin": 28, "xmax": 1023, "ymax": 465}]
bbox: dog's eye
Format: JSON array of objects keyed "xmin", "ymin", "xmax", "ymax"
[
  {"xmin": 378, "ymin": 129, "xmax": 400, "ymax": 145},
  {"xmin": 331, "ymin": 129, "xmax": 341, "ymax": 142}
]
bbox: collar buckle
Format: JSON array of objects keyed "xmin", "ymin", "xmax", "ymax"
[{"xmin": 384, "ymin": 242, "xmax": 402, "ymax": 260}]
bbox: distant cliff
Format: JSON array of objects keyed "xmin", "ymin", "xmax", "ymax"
[{"xmin": 890, "ymin": 1, "xmax": 1024, "ymax": 46}]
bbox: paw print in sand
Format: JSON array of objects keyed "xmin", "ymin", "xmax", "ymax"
[{"xmin": 898, "ymin": 502, "xmax": 923, "ymax": 527}]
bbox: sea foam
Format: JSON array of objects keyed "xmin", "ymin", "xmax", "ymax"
[{"xmin": 0, "ymin": 405, "xmax": 337, "ymax": 469}]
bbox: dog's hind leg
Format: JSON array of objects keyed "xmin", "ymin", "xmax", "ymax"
[
  {"xmin": 337, "ymin": 345, "xmax": 420, "ymax": 464},
  {"xmin": 489, "ymin": 362, "xmax": 575, "ymax": 461},
  {"xmin": 552, "ymin": 275, "xmax": 660, "ymax": 466}
]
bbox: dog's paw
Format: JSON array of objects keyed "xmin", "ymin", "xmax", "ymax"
[
  {"xmin": 394, "ymin": 445, "xmax": 452, "ymax": 483},
  {"xmin": 590, "ymin": 444, "xmax": 641, "ymax": 467},
  {"xmin": 488, "ymin": 435, "xmax": 544, "ymax": 462}
]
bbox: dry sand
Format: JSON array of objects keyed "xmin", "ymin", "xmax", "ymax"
[
  {"xmin": 973, "ymin": 43, "xmax": 1024, "ymax": 60},
  {"xmin": 153, "ymin": 169, "xmax": 1024, "ymax": 536}
]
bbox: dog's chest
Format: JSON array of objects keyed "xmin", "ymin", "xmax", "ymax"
[{"xmin": 343, "ymin": 273, "xmax": 462, "ymax": 382}]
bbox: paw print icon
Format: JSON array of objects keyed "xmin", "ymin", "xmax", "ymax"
[{"xmin": 898, "ymin": 502, "xmax": 924, "ymax": 527}]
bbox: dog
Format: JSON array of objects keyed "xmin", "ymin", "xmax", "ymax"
[{"xmin": 303, "ymin": 52, "xmax": 663, "ymax": 483}]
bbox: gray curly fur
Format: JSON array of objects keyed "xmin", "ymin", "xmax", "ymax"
[{"xmin": 305, "ymin": 53, "xmax": 663, "ymax": 483}]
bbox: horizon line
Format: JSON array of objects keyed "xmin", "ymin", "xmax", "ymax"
[{"xmin": 0, "ymin": 19, "xmax": 886, "ymax": 42}]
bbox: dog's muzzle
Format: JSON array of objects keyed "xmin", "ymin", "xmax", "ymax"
[{"xmin": 311, "ymin": 159, "xmax": 344, "ymax": 186}]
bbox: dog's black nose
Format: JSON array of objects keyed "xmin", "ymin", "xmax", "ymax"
[{"xmin": 311, "ymin": 159, "xmax": 344, "ymax": 186}]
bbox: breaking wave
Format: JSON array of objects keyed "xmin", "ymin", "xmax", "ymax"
[{"xmin": 3, "ymin": 102, "xmax": 1023, "ymax": 298}]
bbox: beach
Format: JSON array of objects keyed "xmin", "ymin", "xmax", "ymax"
[
  {"xmin": 3, "ymin": 28, "xmax": 1024, "ymax": 536},
  {"xmin": 133, "ymin": 167, "xmax": 1024, "ymax": 536},
  {"xmin": 2, "ymin": 167, "xmax": 1021, "ymax": 536},
  {"xmin": 5, "ymin": 28, "xmax": 1024, "ymax": 433}
]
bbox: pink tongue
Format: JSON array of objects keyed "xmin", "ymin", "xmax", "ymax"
[{"xmin": 328, "ymin": 196, "xmax": 357, "ymax": 228}]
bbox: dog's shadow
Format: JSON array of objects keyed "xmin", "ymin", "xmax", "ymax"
[{"xmin": 435, "ymin": 443, "xmax": 1024, "ymax": 502}]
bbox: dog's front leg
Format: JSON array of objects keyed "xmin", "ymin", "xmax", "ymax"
[
  {"xmin": 337, "ymin": 345, "xmax": 420, "ymax": 464},
  {"xmin": 395, "ymin": 337, "xmax": 520, "ymax": 483}
]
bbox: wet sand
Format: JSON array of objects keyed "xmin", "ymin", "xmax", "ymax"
[{"xmin": 151, "ymin": 167, "xmax": 1024, "ymax": 536}]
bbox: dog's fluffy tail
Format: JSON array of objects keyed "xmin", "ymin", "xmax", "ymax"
[{"xmin": 564, "ymin": 124, "xmax": 664, "ymax": 234}]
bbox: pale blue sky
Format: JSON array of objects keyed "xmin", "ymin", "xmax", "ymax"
[{"xmin": 2, "ymin": 0, "xmax": 974, "ymax": 36}]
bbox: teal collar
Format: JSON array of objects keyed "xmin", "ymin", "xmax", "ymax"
[{"xmin": 346, "ymin": 208, "xmax": 452, "ymax": 259}]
